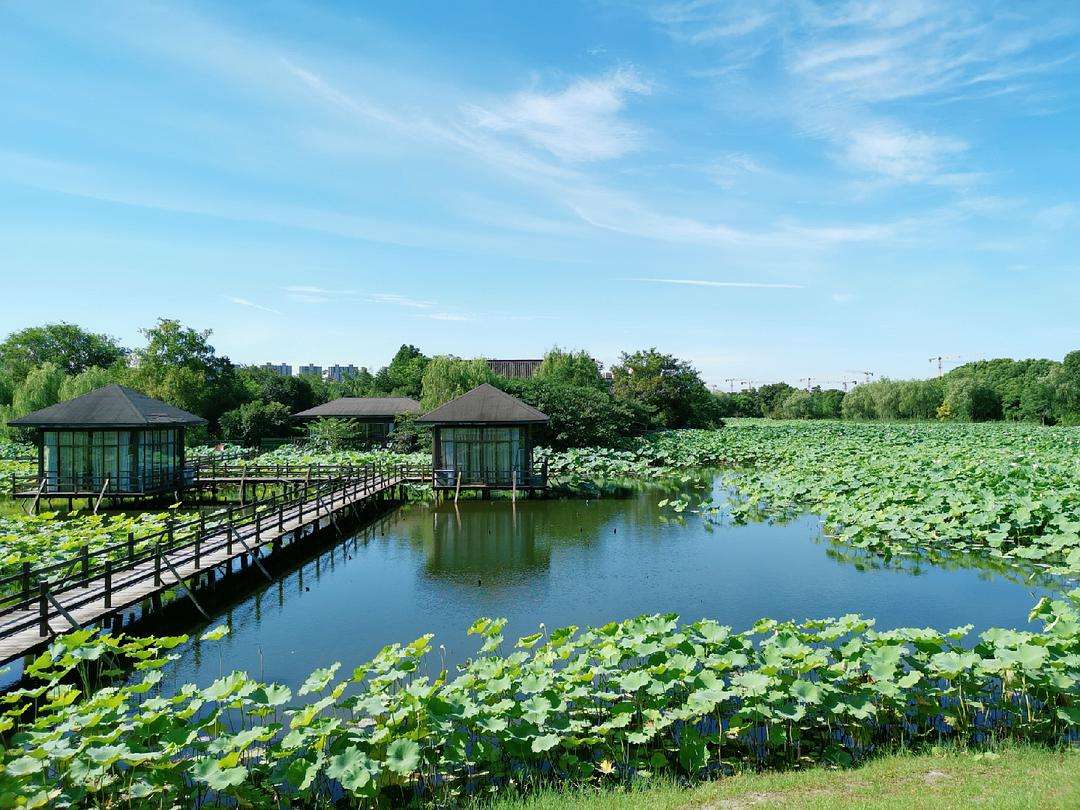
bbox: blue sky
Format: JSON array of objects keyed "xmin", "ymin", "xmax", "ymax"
[{"xmin": 1, "ymin": 1, "xmax": 1078, "ymax": 386}]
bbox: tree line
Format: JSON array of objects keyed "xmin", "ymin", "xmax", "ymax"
[
  {"xmin": 0, "ymin": 321, "xmax": 723, "ymax": 449},
  {"xmin": 716, "ymin": 353, "xmax": 1080, "ymax": 425},
  {"xmin": 2, "ymin": 322, "xmax": 1077, "ymax": 452}
]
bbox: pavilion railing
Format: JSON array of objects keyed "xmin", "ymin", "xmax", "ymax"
[
  {"xmin": 7, "ymin": 471, "xmax": 190, "ymax": 496},
  {"xmin": 0, "ymin": 463, "xmax": 430, "ymax": 639},
  {"xmin": 432, "ymin": 458, "xmax": 548, "ymax": 488}
]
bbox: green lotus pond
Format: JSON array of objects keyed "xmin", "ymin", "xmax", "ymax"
[{"xmin": 157, "ymin": 475, "xmax": 1059, "ymax": 692}]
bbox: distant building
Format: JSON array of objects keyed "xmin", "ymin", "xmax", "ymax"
[
  {"xmin": 487, "ymin": 359, "xmax": 542, "ymax": 380},
  {"xmin": 326, "ymin": 364, "xmax": 360, "ymax": 382},
  {"xmin": 261, "ymin": 363, "xmax": 292, "ymax": 376},
  {"xmin": 298, "ymin": 364, "xmax": 323, "ymax": 378}
]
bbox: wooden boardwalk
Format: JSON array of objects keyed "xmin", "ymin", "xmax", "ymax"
[{"xmin": 0, "ymin": 466, "xmax": 426, "ymax": 665}]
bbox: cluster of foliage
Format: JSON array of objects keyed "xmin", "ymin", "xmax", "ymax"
[
  {"xmin": 0, "ymin": 510, "xmax": 171, "ymax": 581},
  {"xmin": 718, "ymin": 352, "xmax": 1080, "ymax": 425},
  {"xmin": 0, "ymin": 325, "xmax": 439, "ymax": 446},
  {"xmin": 0, "ymin": 440, "xmax": 35, "ymax": 479},
  {"xmin": 544, "ymin": 421, "xmax": 1080, "ymax": 580},
  {"xmin": 1, "ymin": 590, "xmax": 1078, "ymax": 806},
  {"xmin": 255, "ymin": 443, "xmax": 428, "ymax": 471},
  {"xmin": 416, "ymin": 348, "xmax": 720, "ymax": 449}
]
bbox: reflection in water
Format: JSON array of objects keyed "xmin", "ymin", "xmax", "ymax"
[{"xmin": 155, "ymin": 475, "xmax": 1060, "ymax": 694}]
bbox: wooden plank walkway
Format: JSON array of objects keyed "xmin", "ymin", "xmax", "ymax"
[{"xmin": 0, "ymin": 468, "xmax": 422, "ymax": 665}]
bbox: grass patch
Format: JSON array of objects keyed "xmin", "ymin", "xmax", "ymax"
[{"xmin": 486, "ymin": 745, "xmax": 1080, "ymax": 810}]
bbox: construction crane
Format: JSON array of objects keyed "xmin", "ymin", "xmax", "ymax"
[
  {"xmin": 723, "ymin": 377, "xmax": 738, "ymax": 393},
  {"xmin": 928, "ymin": 355, "xmax": 962, "ymax": 378},
  {"xmin": 845, "ymin": 370, "xmax": 875, "ymax": 384},
  {"xmin": 800, "ymin": 377, "xmax": 814, "ymax": 391}
]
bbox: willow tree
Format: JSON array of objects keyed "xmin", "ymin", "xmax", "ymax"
[{"xmin": 419, "ymin": 356, "xmax": 494, "ymax": 410}]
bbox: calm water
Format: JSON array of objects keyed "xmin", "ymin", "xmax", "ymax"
[{"xmin": 160, "ymin": 477, "xmax": 1054, "ymax": 691}]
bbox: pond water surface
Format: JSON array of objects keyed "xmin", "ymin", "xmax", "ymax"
[{"xmin": 160, "ymin": 476, "xmax": 1055, "ymax": 692}]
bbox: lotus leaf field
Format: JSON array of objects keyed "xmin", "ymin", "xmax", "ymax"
[
  {"xmin": 0, "ymin": 420, "xmax": 1078, "ymax": 806},
  {"xmin": 0, "ymin": 590, "xmax": 1078, "ymax": 807},
  {"xmin": 544, "ymin": 421, "xmax": 1080, "ymax": 580},
  {"xmin": 0, "ymin": 441, "xmax": 34, "ymax": 480},
  {"xmin": 0, "ymin": 511, "xmax": 171, "ymax": 584}
]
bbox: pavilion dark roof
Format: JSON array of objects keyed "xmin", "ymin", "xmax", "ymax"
[
  {"xmin": 417, "ymin": 384, "xmax": 548, "ymax": 425},
  {"xmin": 293, "ymin": 397, "xmax": 422, "ymax": 420},
  {"xmin": 7, "ymin": 384, "xmax": 207, "ymax": 428}
]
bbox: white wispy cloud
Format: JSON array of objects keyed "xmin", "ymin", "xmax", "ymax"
[
  {"xmin": 468, "ymin": 67, "xmax": 651, "ymax": 162},
  {"xmin": 648, "ymin": 0, "xmax": 1077, "ymax": 186},
  {"xmin": 417, "ymin": 311, "xmax": 472, "ymax": 321},
  {"xmin": 624, "ymin": 278, "xmax": 806, "ymax": 289},
  {"xmin": 225, "ymin": 296, "xmax": 282, "ymax": 314},
  {"xmin": 283, "ymin": 285, "xmax": 357, "ymax": 295},
  {"xmin": 282, "ymin": 285, "xmax": 358, "ymax": 304},
  {"xmin": 367, "ymin": 293, "xmax": 436, "ymax": 309},
  {"xmin": 842, "ymin": 121, "xmax": 967, "ymax": 182}
]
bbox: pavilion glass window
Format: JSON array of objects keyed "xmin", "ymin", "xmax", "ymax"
[
  {"xmin": 438, "ymin": 427, "xmax": 526, "ymax": 485},
  {"xmin": 41, "ymin": 429, "xmax": 140, "ymax": 492}
]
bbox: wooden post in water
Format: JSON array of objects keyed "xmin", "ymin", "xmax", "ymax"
[{"xmin": 38, "ymin": 582, "xmax": 49, "ymax": 636}]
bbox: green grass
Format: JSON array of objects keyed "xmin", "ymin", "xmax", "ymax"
[{"xmin": 486, "ymin": 746, "xmax": 1080, "ymax": 810}]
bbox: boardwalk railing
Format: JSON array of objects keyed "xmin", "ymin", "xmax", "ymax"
[
  {"xmin": 0, "ymin": 463, "xmax": 429, "ymax": 645},
  {"xmin": 9, "ymin": 461, "xmax": 432, "ymax": 497}
]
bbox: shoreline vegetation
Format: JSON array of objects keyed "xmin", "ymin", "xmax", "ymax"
[{"xmin": 0, "ymin": 592, "xmax": 1076, "ymax": 807}]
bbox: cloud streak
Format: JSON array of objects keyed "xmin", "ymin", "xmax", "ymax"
[
  {"xmin": 225, "ymin": 296, "xmax": 282, "ymax": 314},
  {"xmin": 468, "ymin": 67, "xmax": 651, "ymax": 162},
  {"xmin": 623, "ymin": 278, "xmax": 806, "ymax": 289}
]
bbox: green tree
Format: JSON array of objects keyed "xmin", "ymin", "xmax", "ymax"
[
  {"xmin": 305, "ymin": 417, "xmax": 364, "ymax": 450},
  {"xmin": 777, "ymin": 389, "xmax": 814, "ymax": 419},
  {"xmin": 340, "ymin": 368, "xmax": 377, "ymax": 398},
  {"xmin": 502, "ymin": 378, "xmax": 647, "ymax": 449},
  {"xmin": 811, "ymin": 388, "xmax": 845, "ymax": 419},
  {"xmin": 756, "ymin": 383, "xmax": 797, "ymax": 418},
  {"xmin": 129, "ymin": 319, "xmax": 242, "ymax": 424},
  {"xmin": 59, "ymin": 366, "xmax": 121, "ymax": 402},
  {"xmin": 11, "ymin": 362, "xmax": 67, "ymax": 417},
  {"xmin": 375, "ymin": 345, "xmax": 429, "ymax": 397},
  {"xmin": 219, "ymin": 401, "xmax": 294, "ymax": 446},
  {"xmin": 419, "ymin": 356, "xmax": 495, "ymax": 410},
  {"xmin": 897, "ymin": 379, "xmax": 943, "ymax": 420},
  {"xmin": 610, "ymin": 349, "xmax": 721, "ymax": 429},
  {"xmin": 236, "ymin": 366, "xmax": 316, "ymax": 413},
  {"xmin": 870, "ymin": 379, "xmax": 902, "ymax": 421},
  {"xmin": 1052, "ymin": 350, "xmax": 1080, "ymax": 425},
  {"xmin": 840, "ymin": 383, "xmax": 877, "ymax": 419},
  {"xmin": 0, "ymin": 370, "xmax": 13, "ymax": 407},
  {"xmin": 0, "ymin": 323, "xmax": 125, "ymax": 380},
  {"xmin": 942, "ymin": 377, "xmax": 1002, "ymax": 421},
  {"xmin": 533, "ymin": 348, "xmax": 605, "ymax": 389},
  {"xmin": 1019, "ymin": 378, "xmax": 1056, "ymax": 425}
]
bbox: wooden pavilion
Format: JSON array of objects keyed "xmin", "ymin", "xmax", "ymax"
[
  {"xmin": 7, "ymin": 384, "xmax": 206, "ymax": 498},
  {"xmin": 292, "ymin": 397, "xmax": 421, "ymax": 442},
  {"xmin": 416, "ymin": 384, "xmax": 548, "ymax": 494}
]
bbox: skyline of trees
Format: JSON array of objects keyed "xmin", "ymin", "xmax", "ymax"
[{"xmin": 2, "ymin": 321, "xmax": 1078, "ymax": 446}]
